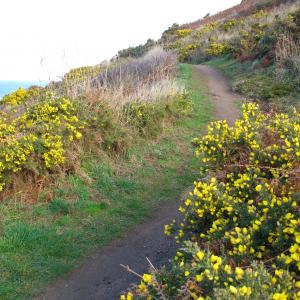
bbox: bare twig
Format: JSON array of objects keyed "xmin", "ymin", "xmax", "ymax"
[
  {"xmin": 146, "ymin": 257, "xmax": 157, "ymax": 272},
  {"xmin": 120, "ymin": 264, "xmax": 143, "ymax": 279}
]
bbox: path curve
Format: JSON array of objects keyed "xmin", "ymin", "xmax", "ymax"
[
  {"xmin": 37, "ymin": 65, "xmax": 240, "ymax": 300},
  {"xmin": 195, "ymin": 65, "xmax": 240, "ymax": 125}
]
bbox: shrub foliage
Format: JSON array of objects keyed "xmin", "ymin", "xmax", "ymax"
[
  {"xmin": 0, "ymin": 49, "xmax": 193, "ymax": 198},
  {"xmin": 122, "ymin": 103, "xmax": 300, "ymax": 299},
  {"xmin": 0, "ymin": 88, "xmax": 84, "ymax": 191}
]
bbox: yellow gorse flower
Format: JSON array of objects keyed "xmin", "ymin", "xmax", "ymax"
[
  {"xmin": 122, "ymin": 103, "xmax": 300, "ymax": 299},
  {"xmin": 0, "ymin": 90, "xmax": 84, "ymax": 191}
]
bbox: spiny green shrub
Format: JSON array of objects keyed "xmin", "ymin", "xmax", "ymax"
[
  {"xmin": 205, "ymin": 39, "xmax": 229, "ymax": 57},
  {"xmin": 223, "ymin": 19, "xmax": 238, "ymax": 31},
  {"xmin": 122, "ymin": 92, "xmax": 193, "ymax": 138},
  {"xmin": 117, "ymin": 39, "xmax": 156, "ymax": 59},
  {"xmin": 233, "ymin": 73, "xmax": 292, "ymax": 101},
  {"xmin": 122, "ymin": 103, "xmax": 300, "ymax": 299},
  {"xmin": 122, "ymin": 244, "xmax": 299, "ymax": 299},
  {"xmin": 63, "ymin": 65, "xmax": 102, "ymax": 83},
  {"xmin": 178, "ymin": 44, "xmax": 199, "ymax": 62},
  {"xmin": 82, "ymin": 102, "xmax": 131, "ymax": 154},
  {"xmin": 176, "ymin": 29, "xmax": 193, "ymax": 38}
]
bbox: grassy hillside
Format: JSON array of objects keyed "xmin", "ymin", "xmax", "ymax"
[
  {"xmin": 0, "ymin": 49, "xmax": 182, "ymax": 199},
  {"xmin": 160, "ymin": 0, "xmax": 300, "ymax": 107},
  {"xmin": 118, "ymin": 1, "xmax": 299, "ymax": 107},
  {"xmin": 121, "ymin": 1, "xmax": 300, "ymax": 299},
  {"xmin": 0, "ymin": 0, "xmax": 299, "ymax": 299},
  {"xmin": 0, "ymin": 64, "xmax": 212, "ymax": 299},
  {"xmin": 123, "ymin": 102, "xmax": 300, "ymax": 299}
]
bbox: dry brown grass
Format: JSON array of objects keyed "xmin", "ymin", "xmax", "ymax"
[
  {"xmin": 60, "ymin": 47, "xmax": 181, "ymax": 109},
  {"xmin": 275, "ymin": 32, "xmax": 300, "ymax": 68},
  {"xmin": 182, "ymin": 0, "xmax": 259, "ymax": 30},
  {"xmin": 180, "ymin": 0, "xmax": 300, "ymax": 52},
  {"xmin": 182, "ymin": 0, "xmax": 299, "ymax": 32},
  {"xmin": 0, "ymin": 172, "xmax": 53, "ymax": 204}
]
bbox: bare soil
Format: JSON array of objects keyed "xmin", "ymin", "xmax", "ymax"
[
  {"xmin": 36, "ymin": 65, "xmax": 240, "ymax": 300},
  {"xmin": 196, "ymin": 65, "xmax": 240, "ymax": 125}
]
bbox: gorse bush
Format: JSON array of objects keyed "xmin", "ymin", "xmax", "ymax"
[
  {"xmin": 0, "ymin": 89, "xmax": 84, "ymax": 192},
  {"xmin": 205, "ymin": 39, "xmax": 229, "ymax": 57},
  {"xmin": 82, "ymin": 90, "xmax": 193, "ymax": 157},
  {"xmin": 122, "ymin": 244, "xmax": 298, "ymax": 299},
  {"xmin": 122, "ymin": 103, "xmax": 300, "ymax": 299},
  {"xmin": 178, "ymin": 44, "xmax": 199, "ymax": 62},
  {"xmin": 161, "ymin": 0, "xmax": 300, "ymax": 71},
  {"xmin": 117, "ymin": 39, "xmax": 156, "ymax": 59},
  {"xmin": 122, "ymin": 92, "xmax": 193, "ymax": 138},
  {"xmin": 176, "ymin": 29, "xmax": 193, "ymax": 38},
  {"xmin": 0, "ymin": 48, "xmax": 193, "ymax": 197},
  {"xmin": 176, "ymin": 103, "xmax": 300, "ymax": 269}
]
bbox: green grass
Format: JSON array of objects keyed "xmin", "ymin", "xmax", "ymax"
[
  {"xmin": 205, "ymin": 56, "xmax": 253, "ymax": 85},
  {"xmin": 206, "ymin": 56, "xmax": 300, "ymax": 107},
  {"xmin": 0, "ymin": 64, "xmax": 212, "ymax": 300}
]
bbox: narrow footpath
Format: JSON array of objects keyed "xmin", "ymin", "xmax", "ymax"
[{"xmin": 37, "ymin": 65, "xmax": 240, "ymax": 300}]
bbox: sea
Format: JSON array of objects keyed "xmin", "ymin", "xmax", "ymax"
[{"xmin": 0, "ymin": 81, "xmax": 46, "ymax": 100}]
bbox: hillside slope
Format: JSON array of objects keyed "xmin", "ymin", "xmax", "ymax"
[
  {"xmin": 116, "ymin": 0, "xmax": 299, "ymax": 107},
  {"xmin": 0, "ymin": 0, "xmax": 299, "ymax": 299},
  {"xmin": 120, "ymin": 1, "xmax": 300, "ymax": 299},
  {"xmin": 182, "ymin": 0, "xmax": 259, "ymax": 29},
  {"xmin": 0, "ymin": 51, "xmax": 213, "ymax": 299},
  {"xmin": 38, "ymin": 64, "xmax": 239, "ymax": 300}
]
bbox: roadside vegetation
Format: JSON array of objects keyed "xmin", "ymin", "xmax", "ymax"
[
  {"xmin": 117, "ymin": 1, "xmax": 300, "ymax": 108},
  {"xmin": 0, "ymin": 57, "xmax": 211, "ymax": 298},
  {"xmin": 1, "ymin": 0, "xmax": 299, "ymax": 298},
  {"xmin": 122, "ymin": 0, "xmax": 300, "ymax": 299},
  {"xmin": 158, "ymin": 0, "xmax": 300, "ymax": 107},
  {"xmin": 122, "ymin": 103, "xmax": 300, "ymax": 299},
  {"xmin": 0, "ymin": 48, "xmax": 186, "ymax": 200}
]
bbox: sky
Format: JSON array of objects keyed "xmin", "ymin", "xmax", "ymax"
[{"xmin": 0, "ymin": 0, "xmax": 240, "ymax": 82}]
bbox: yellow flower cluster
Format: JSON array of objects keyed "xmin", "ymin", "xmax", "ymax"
[
  {"xmin": 0, "ymin": 92, "xmax": 84, "ymax": 191},
  {"xmin": 178, "ymin": 44, "xmax": 198, "ymax": 62},
  {"xmin": 121, "ymin": 244, "xmax": 299, "ymax": 299},
  {"xmin": 194, "ymin": 22, "xmax": 219, "ymax": 39},
  {"xmin": 176, "ymin": 29, "xmax": 193, "ymax": 38},
  {"xmin": 223, "ymin": 19, "xmax": 237, "ymax": 31},
  {"xmin": 63, "ymin": 65, "xmax": 101, "ymax": 84},
  {"xmin": 2, "ymin": 88, "xmax": 28, "ymax": 105},
  {"xmin": 205, "ymin": 41, "xmax": 229, "ymax": 56},
  {"xmin": 2, "ymin": 86, "xmax": 42, "ymax": 105},
  {"xmin": 167, "ymin": 5, "xmax": 294, "ymax": 63},
  {"xmin": 178, "ymin": 104, "xmax": 300, "ymax": 269},
  {"xmin": 122, "ymin": 103, "xmax": 300, "ymax": 299}
]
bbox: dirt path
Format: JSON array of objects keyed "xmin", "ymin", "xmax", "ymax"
[
  {"xmin": 196, "ymin": 65, "xmax": 240, "ymax": 125},
  {"xmin": 37, "ymin": 65, "xmax": 240, "ymax": 300}
]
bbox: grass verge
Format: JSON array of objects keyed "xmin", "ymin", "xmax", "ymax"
[
  {"xmin": 205, "ymin": 56, "xmax": 252, "ymax": 84},
  {"xmin": 0, "ymin": 64, "xmax": 212, "ymax": 300},
  {"xmin": 206, "ymin": 56, "xmax": 300, "ymax": 108}
]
